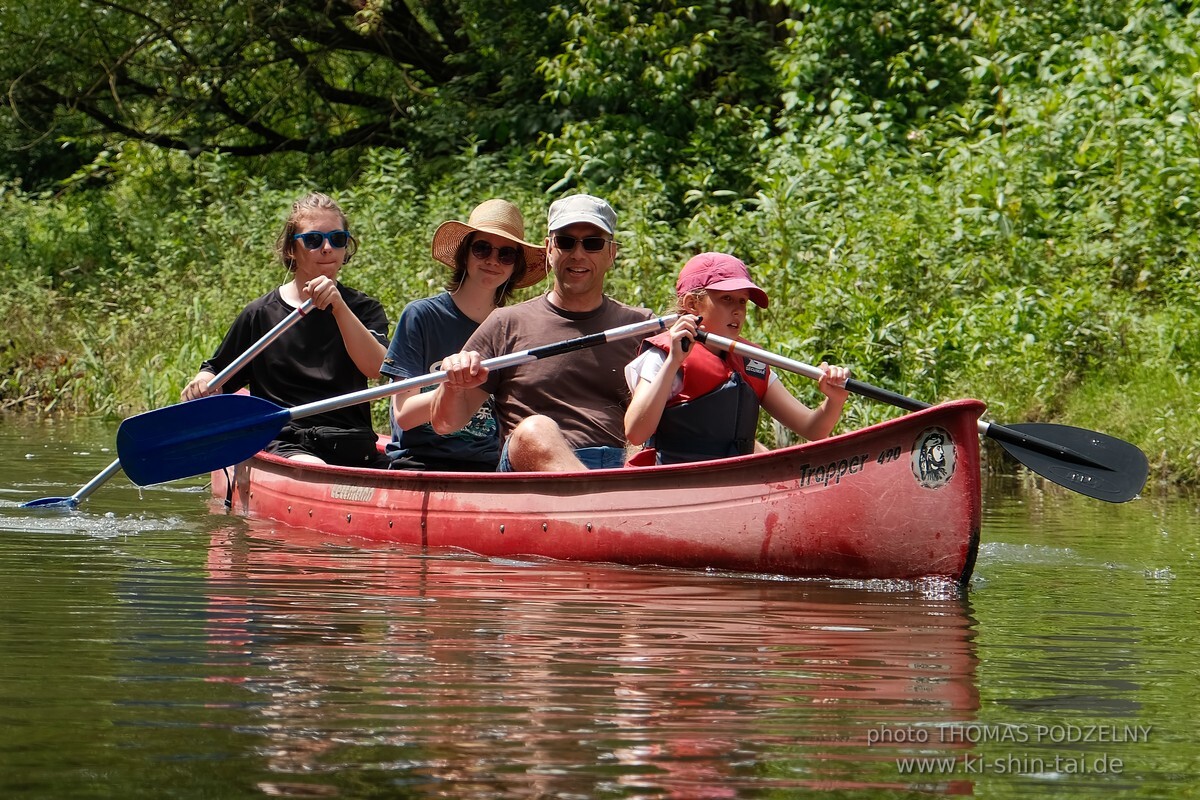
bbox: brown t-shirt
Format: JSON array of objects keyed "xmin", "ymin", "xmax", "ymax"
[{"xmin": 465, "ymin": 294, "xmax": 655, "ymax": 450}]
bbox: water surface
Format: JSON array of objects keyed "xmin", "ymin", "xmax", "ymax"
[{"xmin": 1, "ymin": 416, "xmax": 1195, "ymax": 798}]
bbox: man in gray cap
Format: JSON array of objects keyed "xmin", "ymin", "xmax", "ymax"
[{"xmin": 431, "ymin": 193, "xmax": 654, "ymax": 471}]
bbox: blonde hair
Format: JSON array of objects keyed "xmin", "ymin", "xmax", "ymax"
[{"xmin": 673, "ymin": 288, "xmax": 707, "ymax": 314}]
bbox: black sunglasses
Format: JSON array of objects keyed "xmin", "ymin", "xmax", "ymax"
[
  {"xmin": 292, "ymin": 229, "xmax": 351, "ymax": 250},
  {"xmin": 470, "ymin": 240, "xmax": 519, "ymax": 265},
  {"xmin": 553, "ymin": 234, "xmax": 611, "ymax": 252}
]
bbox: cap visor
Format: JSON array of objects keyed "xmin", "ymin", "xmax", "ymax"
[{"xmin": 705, "ymin": 278, "xmax": 769, "ymax": 308}]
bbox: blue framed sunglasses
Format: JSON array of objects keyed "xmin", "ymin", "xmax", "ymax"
[{"xmin": 293, "ymin": 229, "xmax": 351, "ymax": 250}]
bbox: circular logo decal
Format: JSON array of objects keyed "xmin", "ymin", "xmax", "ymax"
[{"xmin": 912, "ymin": 427, "xmax": 955, "ymax": 489}]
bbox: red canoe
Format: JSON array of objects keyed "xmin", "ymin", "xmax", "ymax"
[{"xmin": 210, "ymin": 399, "xmax": 984, "ymax": 584}]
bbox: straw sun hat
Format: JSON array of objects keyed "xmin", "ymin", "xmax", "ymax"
[{"xmin": 430, "ymin": 199, "xmax": 548, "ymax": 289}]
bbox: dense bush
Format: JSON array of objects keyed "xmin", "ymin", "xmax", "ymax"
[{"xmin": 1, "ymin": 0, "xmax": 1197, "ymax": 487}]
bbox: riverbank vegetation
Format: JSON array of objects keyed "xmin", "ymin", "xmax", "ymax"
[{"xmin": 2, "ymin": 1, "xmax": 1197, "ymax": 489}]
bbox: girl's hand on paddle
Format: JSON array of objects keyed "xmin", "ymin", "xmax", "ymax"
[
  {"xmin": 817, "ymin": 362, "xmax": 850, "ymax": 405},
  {"xmin": 666, "ymin": 315, "xmax": 699, "ymax": 364},
  {"xmin": 181, "ymin": 370, "xmax": 219, "ymax": 402},
  {"xmin": 303, "ymin": 275, "xmax": 344, "ymax": 313},
  {"xmin": 441, "ymin": 351, "xmax": 488, "ymax": 390}
]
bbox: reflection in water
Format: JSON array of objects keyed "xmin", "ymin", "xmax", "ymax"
[
  {"xmin": 204, "ymin": 524, "xmax": 980, "ymax": 797},
  {"xmin": 5, "ymin": 420, "xmax": 1195, "ymax": 796}
]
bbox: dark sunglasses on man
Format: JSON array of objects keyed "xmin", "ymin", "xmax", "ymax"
[{"xmin": 552, "ymin": 234, "xmax": 612, "ymax": 253}]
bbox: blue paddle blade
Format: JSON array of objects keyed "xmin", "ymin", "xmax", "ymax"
[
  {"xmin": 20, "ymin": 496, "xmax": 78, "ymax": 509},
  {"xmin": 116, "ymin": 394, "xmax": 292, "ymax": 486}
]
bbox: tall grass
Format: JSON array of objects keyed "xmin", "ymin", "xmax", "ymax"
[{"xmin": 2, "ymin": 2, "xmax": 1198, "ymax": 489}]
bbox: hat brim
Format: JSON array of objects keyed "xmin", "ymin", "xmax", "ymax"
[
  {"xmin": 430, "ymin": 221, "xmax": 549, "ymax": 289},
  {"xmin": 704, "ymin": 278, "xmax": 770, "ymax": 308}
]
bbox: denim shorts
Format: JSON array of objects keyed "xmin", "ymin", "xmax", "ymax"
[{"xmin": 497, "ymin": 440, "xmax": 627, "ymax": 472}]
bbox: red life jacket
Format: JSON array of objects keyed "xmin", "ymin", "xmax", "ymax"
[{"xmin": 635, "ymin": 332, "xmax": 770, "ymax": 464}]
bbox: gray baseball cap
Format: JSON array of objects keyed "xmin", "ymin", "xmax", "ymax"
[{"xmin": 546, "ymin": 194, "xmax": 616, "ymax": 234}]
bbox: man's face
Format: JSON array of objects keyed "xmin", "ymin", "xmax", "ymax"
[{"xmin": 546, "ymin": 223, "xmax": 617, "ymax": 301}]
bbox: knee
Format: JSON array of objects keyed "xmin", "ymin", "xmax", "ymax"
[
  {"xmin": 507, "ymin": 415, "xmax": 570, "ymax": 470},
  {"xmin": 509, "ymin": 415, "xmax": 562, "ymax": 453}
]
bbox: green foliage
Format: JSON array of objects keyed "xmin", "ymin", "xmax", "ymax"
[{"xmin": 2, "ymin": 0, "xmax": 1199, "ymax": 488}]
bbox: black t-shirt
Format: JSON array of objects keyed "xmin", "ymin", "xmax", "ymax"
[{"xmin": 201, "ymin": 285, "xmax": 389, "ymax": 431}]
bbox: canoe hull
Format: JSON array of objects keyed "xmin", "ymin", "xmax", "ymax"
[{"xmin": 211, "ymin": 400, "xmax": 984, "ymax": 584}]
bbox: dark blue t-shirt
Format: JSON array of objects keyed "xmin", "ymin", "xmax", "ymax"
[{"xmin": 380, "ymin": 292, "xmax": 499, "ymax": 468}]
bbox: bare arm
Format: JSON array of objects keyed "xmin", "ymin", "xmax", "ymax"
[
  {"xmin": 392, "ymin": 388, "xmax": 436, "ymax": 431},
  {"xmin": 306, "ymin": 276, "xmax": 386, "ymax": 378},
  {"xmin": 429, "ymin": 350, "xmax": 491, "ymax": 434},
  {"xmin": 624, "ymin": 317, "xmax": 698, "ymax": 445},
  {"xmin": 761, "ymin": 363, "xmax": 850, "ymax": 442}
]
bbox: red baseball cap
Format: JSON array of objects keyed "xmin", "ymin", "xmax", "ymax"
[{"xmin": 676, "ymin": 252, "xmax": 769, "ymax": 308}]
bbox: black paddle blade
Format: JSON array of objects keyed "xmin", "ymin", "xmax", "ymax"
[
  {"xmin": 991, "ymin": 422, "xmax": 1149, "ymax": 503},
  {"xmin": 116, "ymin": 394, "xmax": 291, "ymax": 486}
]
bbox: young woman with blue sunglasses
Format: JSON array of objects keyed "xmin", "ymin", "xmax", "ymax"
[{"xmin": 181, "ymin": 192, "xmax": 390, "ymax": 467}]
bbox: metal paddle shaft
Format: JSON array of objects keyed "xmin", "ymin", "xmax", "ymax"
[
  {"xmin": 696, "ymin": 331, "xmax": 1149, "ymax": 503},
  {"xmin": 21, "ymin": 299, "xmax": 315, "ymax": 509},
  {"xmin": 117, "ymin": 314, "xmax": 679, "ymax": 487}
]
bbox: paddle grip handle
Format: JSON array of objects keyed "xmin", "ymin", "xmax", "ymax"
[{"xmin": 845, "ymin": 379, "xmax": 930, "ymax": 413}]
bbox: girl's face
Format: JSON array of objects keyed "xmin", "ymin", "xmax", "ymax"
[
  {"xmin": 465, "ymin": 232, "xmax": 517, "ymax": 291},
  {"xmin": 687, "ymin": 289, "xmax": 751, "ymax": 338},
  {"xmin": 289, "ymin": 209, "xmax": 349, "ymax": 280}
]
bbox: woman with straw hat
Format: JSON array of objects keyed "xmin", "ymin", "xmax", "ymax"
[{"xmin": 382, "ymin": 199, "xmax": 547, "ymax": 471}]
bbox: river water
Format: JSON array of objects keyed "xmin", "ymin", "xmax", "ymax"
[{"xmin": 0, "ymin": 415, "xmax": 1195, "ymax": 799}]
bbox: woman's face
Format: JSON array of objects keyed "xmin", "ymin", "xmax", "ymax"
[
  {"xmin": 465, "ymin": 232, "xmax": 517, "ymax": 291},
  {"xmin": 290, "ymin": 209, "xmax": 348, "ymax": 280}
]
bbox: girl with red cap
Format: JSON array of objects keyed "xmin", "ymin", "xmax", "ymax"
[{"xmin": 624, "ymin": 252, "xmax": 849, "ymax": 465}]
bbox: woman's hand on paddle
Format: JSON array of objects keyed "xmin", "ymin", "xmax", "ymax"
[
  {"xmin": 817, "ymin": 362, "xmax": 851, "ymax": 405},
  {"xmin": 441, "ymin": 351, "xmax": 488, "ymax": 390},
  {"xmin": 302, "ymin": 275, "xmax": 345, "ymax": 313},
  {"xmin": 181, "ymin": 370, "xmax": 219, "ymax": 402}
]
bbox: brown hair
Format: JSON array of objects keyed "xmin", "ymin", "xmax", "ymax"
[
  {"xmin": 445, "ymin": 232, "xmax": 529, "ymax": 307},
  {"xmin": 274, "ymin": 192, "xmax": 358, "ymax": 272}
]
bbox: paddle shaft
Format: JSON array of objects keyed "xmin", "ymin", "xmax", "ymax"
[
  {"xmin": 25, "ymin": 299, "xmax": 315, "ymax": 508},
  {"xmin": 116, "ymin": 314, "xmax": 679, "ymax": 486},
  {"xmin": 205, "ymin": 298, "xmax": 315, "ymax": 390},
  {"xmin": 696, "ymin": 331, "xmax": 1109, "ymax": 471},
  {"xmin": 284, "ymin": 313, "xmax": 680, "ymax": 423}
]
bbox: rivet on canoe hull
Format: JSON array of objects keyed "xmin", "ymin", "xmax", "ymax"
[
  {"xmin": 287, "ymin": 506, "xmax": 292, "ymax": 514},
  {"xmin": 499, "ymin": 524, "xmax": 505, "ymax": 534},
  {"xmin": 308, "ymin": 509, "xmax": 313, "ymax": 517},
  {"xmin": 388, "ymin": 520, "xmax": 394, "ymax": 528},
  {"xmin": 587, "ymin": 523, "xmax": 593, "ymax": 532},
  {"xmin": 346, "ymin": 514, "xmax": 352, "ymax": 523},
  {"xmin": 542, "ymin": 523, "xmax": 548, "ymax": 532}
]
